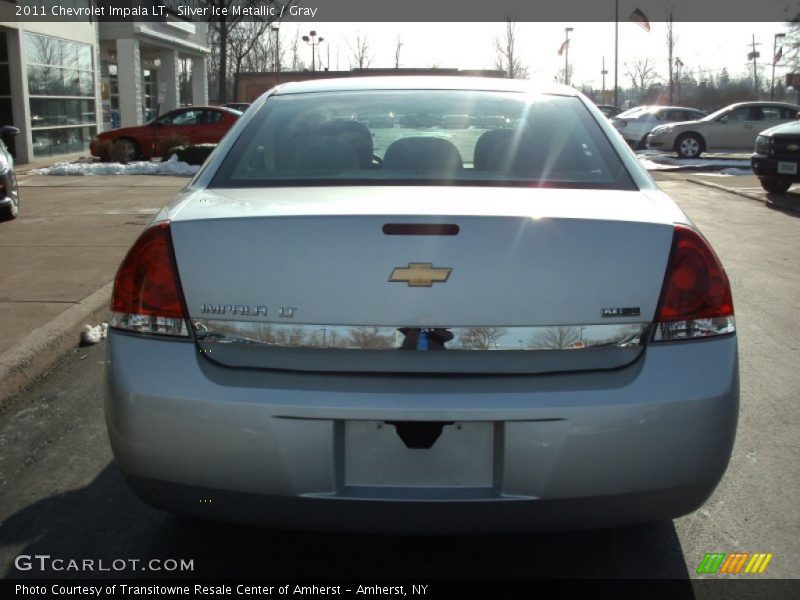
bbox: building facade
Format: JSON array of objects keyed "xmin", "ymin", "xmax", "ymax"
[
  {"xmin": 97, "ymin": 20, "xmax": 208, "ymax": 131},
  {"xmin": 0, "ymin": 9, "xmax": 209, "ymax": 164}
]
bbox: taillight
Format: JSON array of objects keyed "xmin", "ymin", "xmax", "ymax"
[
  {"xmin": 653, "ymin": 224, "xmax": 735, "ymax": 342},
  {"xmin": 110, "ymin": 221, "xmax": 189, "ymax": 337}
]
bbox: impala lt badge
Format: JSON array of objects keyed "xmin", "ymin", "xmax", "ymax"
[
  {"xmin": 389, "ymin": 263, "xmax": 452, "ymax": 287},
  {"xmin": 602, "ymin": 307, "xmax": 641, "ymax": 318},
  {"xmin": 201, "ymin": 304, "xmax": 268, "ymax": 316}
]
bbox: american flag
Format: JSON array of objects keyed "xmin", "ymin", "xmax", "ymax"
[
  {"xmin": 629, "ymin": 8, "xmax": 651, "ymax": 32},
  {"xmin": 775, "ymin": 46, "xmax": 783, "ymax": 64},
  {"xmin": 558, "ymin": 39, "xmax": 570, "ymax": 56}
]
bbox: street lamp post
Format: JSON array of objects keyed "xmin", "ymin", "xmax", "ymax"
[
  {"xmin": 601, "ymin": 56, "xmax": 608, "ymax": 103},
  {"xmin": 772, "ymin": 32, "xmax": 786, "ymax": 100},
  {"xmin": 271, "ymin": 24, "xmax": 280, "ymax": 83},
  {"xmin": 564, "ymin": 27, "xmax": 574, "ymax": 86},
  {"xmin": 301, "ymin": 30, "xmax": 324, "ymax": 73}
]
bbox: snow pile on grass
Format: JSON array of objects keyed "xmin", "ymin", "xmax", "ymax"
[
  {"xmin": 636, "ymin": 152, "xmax": 752, "ymax": 173},
  {"xmin": 702, "ymin": 168, "xmax": 756, "ymax": 176},
  {"xmin": 31, "ymin": 155, "xmax": 200, "ymax": 176}
]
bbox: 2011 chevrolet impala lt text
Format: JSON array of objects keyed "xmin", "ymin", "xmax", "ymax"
[{"xmin": 104, "ymin": 77, "xmax": 739, "ymax": 533}]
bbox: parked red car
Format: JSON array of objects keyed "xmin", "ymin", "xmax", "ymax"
[{"xmin": 90, "ymin": 106, "xmax": 242, "ymax": 161}]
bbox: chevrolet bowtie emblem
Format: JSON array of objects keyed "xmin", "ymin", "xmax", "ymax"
[
  {"xmin": 389, "ymin": 263, "xmax": 452, "ymax": 287},
  {"xmin": 788, "ymin": 144, "xmax": 799, "ymax": 151}
]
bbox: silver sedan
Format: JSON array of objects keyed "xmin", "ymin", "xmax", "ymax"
[
  {"xmin": 646, "ymin": 101, "xmax": 799, "ymax": 158},
  {"xmin": 105, "ymin": 77, "xmax": 738, "ymax": 533}
]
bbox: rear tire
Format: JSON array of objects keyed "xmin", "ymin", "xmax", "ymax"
[
  {"xmin": 0, "ymin": 182, "xmax": 19, "ymax": 221},
  {"xmin": 760, "ymin": 178, "xmax": 792, "ymax": 194},
  {"xmin": 675, "ymin": 133, "xmax": 704, "ymax": 159}
]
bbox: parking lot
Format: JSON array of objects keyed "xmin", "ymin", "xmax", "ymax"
[{"xmin": 0, "ymin": 171, "xmax": 797, "ymax": 581}]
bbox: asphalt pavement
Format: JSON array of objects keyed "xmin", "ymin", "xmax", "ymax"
[
  {"xmin": 0, "ymin": 175, "xmax": 187, "ymax": 404},
  {"xmin": 0, "ymin": 174, "xmax": 797, "ymax": 583}
]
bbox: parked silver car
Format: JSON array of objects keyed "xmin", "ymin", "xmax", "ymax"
[
  {"xmin": 613, "ymin": 105, "xmax": 706, "ymax": 149},
  {"xmin": 105, "ymin": 77, "xmax": 739, "ymax": 533},
  {"xmin": 647, "ymin": 101, "xmax": 800, "ymax": 158}
]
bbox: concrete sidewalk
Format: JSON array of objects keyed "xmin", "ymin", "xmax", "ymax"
[{"xmin": 0, "ymin": 174, "xmax": 188, "ymax": 405}]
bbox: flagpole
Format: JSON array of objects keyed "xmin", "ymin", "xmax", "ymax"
[{"xmin": 614, "ymin": 0, "xmax": 619, "ymax": 107}]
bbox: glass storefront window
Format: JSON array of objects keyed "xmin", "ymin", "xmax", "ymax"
[
  {"xmin": 25, "ymin": 32, "xmax": 96, "ymax": 157},
  {"xmin": 32, "ymin": 126, "xmax": 95, "ymax": 158},
  {"xmin": 0, "ymin": 30, "xmax": 12, "ymax": 158},
  {"xmin": 143, "ymin": 68, "xmax": 156, "ymax": 121},
  {"xmin": 30, "ymin": 98, "xmax": 96, "ymax": 127}
]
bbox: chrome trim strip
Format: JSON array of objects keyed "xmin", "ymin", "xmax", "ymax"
[{"xmin": 192, "ymin": 320, "xmax": 647, "ymax": 351}]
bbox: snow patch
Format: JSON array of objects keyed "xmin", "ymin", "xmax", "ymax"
[
  {"xmin": 700, "ymin": 168, "xmax": 754, "ymax": 176},
  {"xmin": 30, "ymin": 155, "xmax": 199, "ymax": 176},
  {"xmin": 636, "ymin": 151, "xmax": 751, "ymax": 173}
]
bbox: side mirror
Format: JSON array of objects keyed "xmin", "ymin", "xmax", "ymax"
[
  {"xmin": 718, "ymin": 116, "xmax": 728, "ymax": 124},
  {"xmin": 1, "ymin": 126, "xmax": 19, "ymax": 136},
  {"xmin": 795, "ymin": 111, "xmax": 800, "ymax": 120}
]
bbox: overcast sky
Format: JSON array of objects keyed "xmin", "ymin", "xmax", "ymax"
[{"xmin": 283, "ymin": 22, "xmax": 794, "ymax": 92}]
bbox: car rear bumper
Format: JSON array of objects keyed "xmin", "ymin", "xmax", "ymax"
[
  {"xmin": 123, "ymin": 473, "xmax": 717, "ymax": 534},
  {"xmin": 105, "ymin": 331, "xmax": 739, "ymax": 532}
]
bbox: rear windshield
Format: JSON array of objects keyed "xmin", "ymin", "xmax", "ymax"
[{"xmin": 211, "ymin": 90, "xmax": 635, "ymax": 189}]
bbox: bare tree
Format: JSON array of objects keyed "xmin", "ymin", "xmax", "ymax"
[
  {"xmin": 494, "ymin": 19, "xmax": 529, "ymax": 79},
  {"xmin": 457, "ymin": 327, "xmax": 507, "ymax": 350},
  {"xmin": 394, "ymin": 35, "xmax": 403, "ymax": 69},
  {"xmin": 625, "ymin": 58, "xmax": 660, "ymax": 91},
  {"xmin": 289, "ymin": 28, "xmax": 305, "ymax": 71},
  {"xmin": 785, "ymin": 21, "xmax": 800, "ymax": 71},
  {"xmin": 348, "ymin": 327, "xmax": 393, "ymax": 349},
  {"xmin": 348, "ymin": 33, "xmax": 373, "ymax": 69},
  {"xmin": 209, "ymin": 0, "xmax": 298, "ymax": 103},
  {"xmin": 556, "ymin": 65, "xmax": 574, "ymax": 85},
  {"xmin": 529, "ymin": 327, "xmax": 581, "ymax": 350},
  {"xmin": 228, "ymin": 21, "xmax": 272, "ymax": 91}
]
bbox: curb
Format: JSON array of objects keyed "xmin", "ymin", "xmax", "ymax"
[
  {"xmin": 686, "ymin": 177, "xmax": 767, "ymax": 204},
  {"xmin": 0, "ymin": 281, "xmax": 113, "ymax": 408},
  {"xmin": 687, "ymin": 177, "xmax": 800, "ymax": 214}
]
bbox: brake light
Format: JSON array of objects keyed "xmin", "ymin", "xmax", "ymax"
[
  {"xmin": 653, "ymin": 225, "xmax": 735, "ymax": 342},
  {"xmin": 110, "ymin": 221, "xmax": 189, "ymax": 336}
]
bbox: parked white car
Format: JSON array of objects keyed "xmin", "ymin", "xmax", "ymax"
[{"xmin": 612, "ymin": 106, "xmax": 706, "ymax": 149}]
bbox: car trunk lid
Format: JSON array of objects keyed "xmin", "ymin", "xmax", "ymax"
[{"xmin": 168, "ymin": 186, "xmax": 679, "ymax": 374}]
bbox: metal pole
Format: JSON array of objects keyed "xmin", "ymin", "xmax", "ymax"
[
  {"xmin": 272, "ymin": 26, "xmax": 280, "ymax": 84},
  {"xmin": 614, "ymin": 0, "xmax": 619, "ymax": 107},
  {"xmin": 601, "ymin": 56, "xmax": 607, "ymax": 102},
  {"xmin": 668, "ymin": 14, "xmax": 673, "ymax": 104},
  {"xmin": 771, "ymin": 33, "xmax": 784, "ymax": 100},
  {"xmin": 752, "ymin": 34, "xmax": 759, "ymax": 96},
  {"xmin": 772, "ymin": 35, "xmax": 778, "ymax": 100},
  {"xmin": 565, "ymin": 29, "xmax": 569, "ymax": 85}
]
